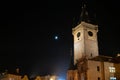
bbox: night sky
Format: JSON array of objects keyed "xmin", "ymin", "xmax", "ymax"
[{"xmin": 0, "ymin": 0, "xmax": 120, "ymax": 79}]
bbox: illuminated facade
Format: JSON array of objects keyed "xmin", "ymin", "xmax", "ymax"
[
  {"xmin": 72, "ymin": 21, "xmax": 99, "ymax": 65},
  {"xmin": 0, "ymin": 69, "xmax": 29, "ymax": 80},
  {"xmin": 33, "ymin": 75, "xmax": 58, "ymax": 80},
  {"xmin": 0, "ymin": 73, "xmax": 22, "ymax": 80},
  {"xmin": 67, "ymin": 4, "xmax": 120, "ymax": 80},
  {"xmin": 0, "ymin": 70, "xmax": 58, "ymax": 80}
]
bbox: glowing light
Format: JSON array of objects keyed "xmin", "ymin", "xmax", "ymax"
[
  {"xmin": 54, "ymin": 36, "xmax": 58, "ymax": 40},
  {"xmin": 50, "ymin": 78, "xmax": 53, "ymax": 80},
  {"xmin": 58, "ymin": 77, "xmax": 65, "ymax": 80},
  {"xmin": 110, "ymin": 77, "xmax": 116, "ymax": 80}
]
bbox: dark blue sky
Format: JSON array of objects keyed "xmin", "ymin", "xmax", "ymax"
[{"xmin": 0, "ymin": 0, "xmax": 120, "ymax": 79}]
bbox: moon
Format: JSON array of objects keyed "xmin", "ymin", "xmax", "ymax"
[{"xmin": 54, "ymin": 36, "xmax": 58, "ymax": 40}]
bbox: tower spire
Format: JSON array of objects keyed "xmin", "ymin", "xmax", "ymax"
[{"xmin": 78, "ymin": 4, "xmax": 90, "ymax": 24}]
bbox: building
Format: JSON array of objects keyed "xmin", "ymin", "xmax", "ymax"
[
  {"xmin": 30, "ymin": 75, "xmax": 58, "ymax": 80},
  {"xmin": 67, "ymin": 4, "xmax": 120, "ymax": 80},
  {"xmin": 1, "ymin": 74, "xmax": 22, "ymax": 80},
  {"xmin": 22, "ymin": 75, "xmax": 29, "ymax": 80},
  {"xmin": 0, "ymin": 68, "xmax": 29, "ymax": 80},
  {"xmin": 0, "ymin": 69, "xmax": 22, "ymax": 80},
  {"xmin": 0, "ymin": 68, "xmax": 58, "ymax": 80}
]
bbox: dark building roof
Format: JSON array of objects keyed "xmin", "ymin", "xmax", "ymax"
[
  {"xmin": 90, "ymin": 55, "xmax": 120, "ymax": 63},
  {"xmin": 0, "ymin": 68, "xmax": 23, "ymax": 77},
  {"xmin": 67, "ymin": 55, "xmax": 120, "ymax": 71},
  {"xmin": 29, "ymin": 77, "xmax": 36, "ymax": 80}
]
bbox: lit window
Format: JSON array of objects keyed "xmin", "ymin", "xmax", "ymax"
[
  {"xmin": 110, "ymin": 77, "xmax": 116, "ymax": 80},
  {"xmin": 109, "ymin": 67, "xmax": 115, "ymax": 73}
]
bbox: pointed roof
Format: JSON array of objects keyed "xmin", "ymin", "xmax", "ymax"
[{"xmin": 78, "ymin": 4, "xmax": 90, "ymax": 23}]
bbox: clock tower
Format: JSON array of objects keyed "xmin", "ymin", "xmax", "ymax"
[{"xmin": 72, "ymin": 5, "xmax": 99, "ymax": 65}]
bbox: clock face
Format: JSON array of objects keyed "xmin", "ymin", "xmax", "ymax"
[
  {"xmin": 88, "ymin": 31, "xmax": 93, "ymax": 36},
  {"xmin": 77, "ymin": 32, "xmax": 81, "ymax": 38}
]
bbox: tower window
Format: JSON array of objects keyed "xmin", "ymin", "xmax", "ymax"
[
  {"xmin": 88, "ymin": 31, "xmax": 93, "ymax": 36},
  {"xmin": 77, "ymin": 32, "xmax": 81, "ymax": 37},
  {"xmin": 90, "ymin": 53, "xmax": 93, "ymax": 57},
  {"xmin": 98, "ymin": 77, "xmax": 100, "ymax": 80},
  {"xmin": 97, "ymin": 66, "xmax": 100, "ymax": 71},
  {"xmin": 77, "ymin": 32, "xmax": 81, "ymax": 40}
]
